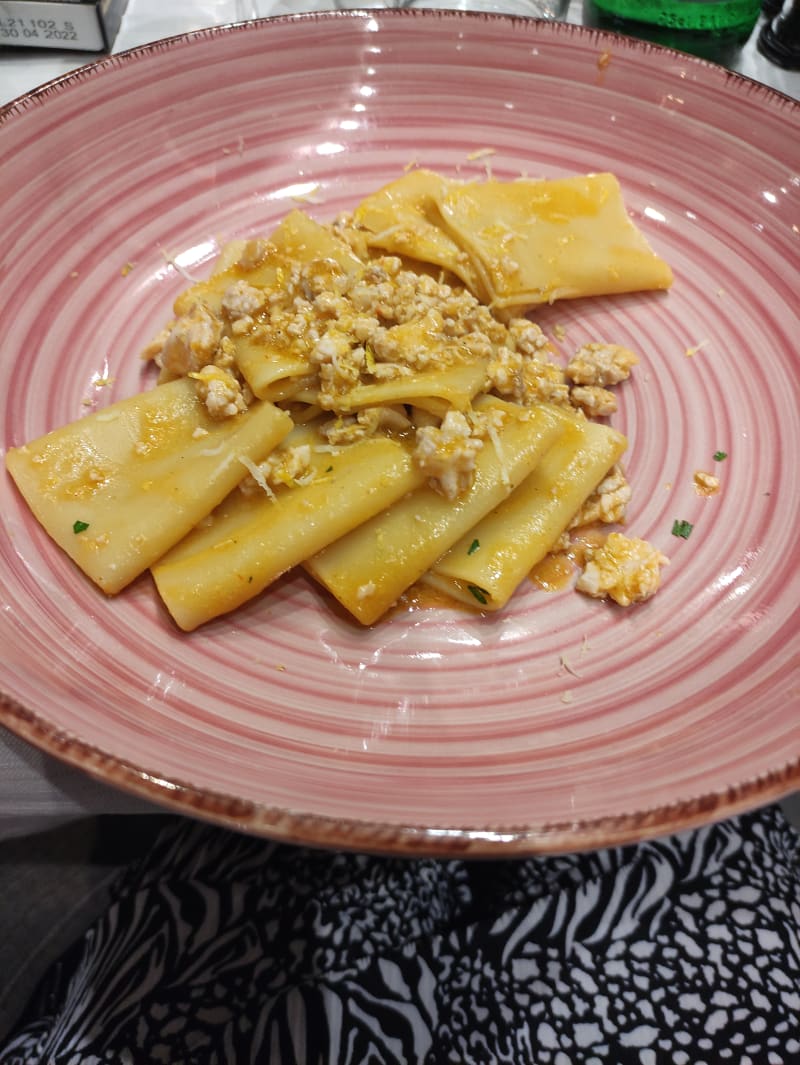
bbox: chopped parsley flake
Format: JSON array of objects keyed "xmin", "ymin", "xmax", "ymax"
[
  {"xmin": 468, "ymin": 584, "xmax": 489, "ymax": 605},
  {"xmin": 72, "ymin": 520, "xmax": 90, "ymax": 534},
  {"xmin": 713, "ymin": 450, "xmax": 728, "ymax": 462},
  {"xmin": 671, "ymin": 519, "xmax": 694, "ymax": 540},
  {"xmin": 467, "ymin": 538, "xmax": 481, "ymax": 556}
]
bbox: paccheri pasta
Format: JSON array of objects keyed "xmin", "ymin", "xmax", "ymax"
[{"xmin": 5, "ymin": 170, "xmax": 672, "ymax": 629}]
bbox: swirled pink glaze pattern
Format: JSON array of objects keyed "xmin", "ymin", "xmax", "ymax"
[{"xmin": 0, "ymin": 12, "xmax": 798, "ymax": 854}]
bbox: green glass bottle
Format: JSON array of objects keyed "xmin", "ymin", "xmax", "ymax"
[{"xmin": 583, "ymin": 0, "xmax": 763, "ymax": 63}]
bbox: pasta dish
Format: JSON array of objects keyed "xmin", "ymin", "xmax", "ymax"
[{"xmin": 5, "ymin": 169, "xmax": 673, "ymax": 630}]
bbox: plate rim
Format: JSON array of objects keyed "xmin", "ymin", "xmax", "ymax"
[
  {"xmin": 1, "ymin": 11, "xmax": 798, "ymax": 124},
  {"xmin": 3, "ymin": 689, "xmax": 799, "ymax": 855}
]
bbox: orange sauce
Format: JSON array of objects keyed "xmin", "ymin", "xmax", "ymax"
[
  {"xmin": 566, "ymin": 525, "xmax": 607, "ymax": 566},
  {"xmin": 529, "ymin": 553, "xmax": 575, "ymax": 592},
  {"xmin": 391, "ymin": 581, "xmax": 482, "ymax": 617},
  {"xmin": 529, "ymin": 526, "xmax": 609, "ymax": 593}
]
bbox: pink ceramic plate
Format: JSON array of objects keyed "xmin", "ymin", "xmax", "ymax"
[{"xmin": 1, "ymin": 12, "xmax": 798, "ymax": 855}]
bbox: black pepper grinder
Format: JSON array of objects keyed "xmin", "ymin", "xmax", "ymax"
[{"xmin": 758, "ymin": 0, "xmax": 800, "ymax": 68}]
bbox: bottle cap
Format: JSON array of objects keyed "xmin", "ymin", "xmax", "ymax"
[{"xmin": 758, "ymin": 1, "xmax": 800, "ymax": 68}]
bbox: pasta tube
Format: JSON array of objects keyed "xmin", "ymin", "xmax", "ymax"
[
  {"xmin": 231, "ymin": 211, "xmax": 368, "ymax": 398},
  {"xmin": 423, "ymin": 418, "xmax": 627, "ymax": 610},
  {"xmin": 160, "ymin": 212, "xmax": 366, "ymax": 396},
  {"xmin": 351, "ymin": 168, "xmax": 487, "ymax": 298},
  {"xmin": 172, "ymin": 209, "xmax": 364, "ymax": 321},
  {"xmin": 435, "ymin": 173, "xmax": 673, "ymax": 309},
  {"xmin": 287, "ymin": 360, "xmax": 489, "ymax": 415},
  {"xmin": 5, "ymin": 379, "xmax": 292, "ymax": 594},
  {"xmin": 304, "ymin": 399, "xmax": 569, "ymax": 625},
  {"xmin": 232, "ymin": 333, "xmax": 311, "ymax": 400},
  {"xmin": 152, "ymin": 430, "xmax": 425, "ymax": 631}
]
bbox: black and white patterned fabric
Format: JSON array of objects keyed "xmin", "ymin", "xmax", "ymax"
[{"xmin": 2, "ymin": 805, "xmax": 800, "ymax": 1064}]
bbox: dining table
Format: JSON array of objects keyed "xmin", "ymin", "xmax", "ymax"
[{"xmin": 0, "ymin": 0, "xmax": 798, "ymax": 845}]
